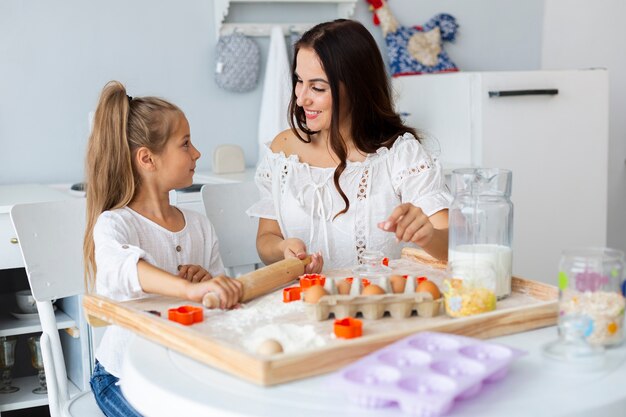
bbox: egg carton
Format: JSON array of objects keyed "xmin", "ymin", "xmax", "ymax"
[
  {"xmin": 329, "ymin": 331, "xmax": 525, "ymax": 417},
  {"xmin": 305, "ymin": 293, "xmax": 442, "ymax": 321}
]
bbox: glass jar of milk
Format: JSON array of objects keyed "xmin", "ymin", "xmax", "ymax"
[{"xmin": 448, "ymin": 168, "xmax": 513, "ymax": 299}]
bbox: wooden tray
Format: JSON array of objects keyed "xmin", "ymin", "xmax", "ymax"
[{"xmin": 83, "ymin": 257, "xmax": 558, "ymax": 386}]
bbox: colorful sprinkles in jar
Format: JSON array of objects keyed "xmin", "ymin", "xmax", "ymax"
[{"xmin": 560, "ymin": 289, "xmax": 625, "ymax": 346}]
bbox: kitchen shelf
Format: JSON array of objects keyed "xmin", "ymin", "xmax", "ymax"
[
  {"xmin": 214, "ymin": 0, "xmax": 357, "ymax": 38},
  {"xmin": 0, "ymin": 375, "xmax": 81, "ymax": 412},
  {"xmin": 0, "ymin": 309, "xmax": 75, "ymax": 337}
]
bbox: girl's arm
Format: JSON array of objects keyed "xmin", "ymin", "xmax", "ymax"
[
  {"xmin": 256, "ymin": 218, "xmax": 323, "ymax": 272},
  {"xmin": 137, "ymin": 260, "xmax": 242, "ymax": 307}
]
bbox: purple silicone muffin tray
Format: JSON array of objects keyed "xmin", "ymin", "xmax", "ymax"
[{"xmin": 330, "ymin": 332, "xmax": 525, "ymax": 416}]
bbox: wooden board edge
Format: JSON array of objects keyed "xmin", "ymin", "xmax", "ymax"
[
  {"xmin": 261, "ymin": 300, "xmax": 558, "ymax": 385},
  {"xmin": 82, "ymin": 274, "xmax": 560, "ymax": 387},
  {"xmin": 511, "ymin": 276, "xmax": 558, "ymax": 300},
  {"xmin": 82, "ymin": 294, "xmax": 270, "ymax": 385},
  {"xmin": 401, "ymin": 247, "xmax": 447, "ymax": 269}
]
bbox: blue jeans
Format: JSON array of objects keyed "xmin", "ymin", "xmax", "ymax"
[{"xmin": 90, "ymin": 361, "xmax": 143, "ymax": 417}]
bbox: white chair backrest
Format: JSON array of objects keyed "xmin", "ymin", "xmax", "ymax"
[
  {"xmin": 10, "ymin": 198, "xmax": 102, "ymax": 417},
  {"xmin": 10, "ymin": 199, "xmax": 87, "ymax": 302},
  {"xmin": 201, "ymin": 182, "xmax": 262, "ymax": 275}
]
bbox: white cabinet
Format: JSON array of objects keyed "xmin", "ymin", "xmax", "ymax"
[
  {"xmin": 393, "ymin": 69, "xmax": 609, "ymax": 284},
  {"xmin": 169, "ymin": 168, "xmax": 257, "ymax": 213},
  {"xmin": 0, "ymin": 185, "xmax": 74, "ymax": 270},
  {"xmin": 0, "ymin": 185, "xmax": 88, "ymax": 414}
]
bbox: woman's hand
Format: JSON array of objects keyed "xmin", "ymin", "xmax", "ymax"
[
  {"xmin": 279, "ymin": 238, "xmax": 324, "ymax": 274},
  {"xmin": 378, "ymin": 203, "xmax": 434, "ymax": 247},
  {"xmin": 186, "ymin": 275, "xmax": 243, "ymax": 309},
  {"xmin": 178, "ymin": 264, "xmax": 212, "ymax": 283}
]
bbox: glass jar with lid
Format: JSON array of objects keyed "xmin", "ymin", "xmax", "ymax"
[
  {"xmin": 543, "ymin": 248, "xmax": 625, "ymax": 366},
  {"xmin": 448, "ymin": 168, "xmax": 514, "ymax": 299},
  {"xmin": 558, "ymin": 248, "xmax": 624, "ymax": 347}
]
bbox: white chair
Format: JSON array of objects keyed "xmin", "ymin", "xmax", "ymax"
[
  {"xmin": 201, "ymin": 182, "xmax": 262, "ymax": 277},
  {"xmin": 10, "ymin": 199, "xmax": 104, "ymax": 417}
]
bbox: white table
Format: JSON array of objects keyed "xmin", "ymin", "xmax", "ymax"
[{"xmin": 121, "ymin": 326, "xmax": 626, "ymax": 417}]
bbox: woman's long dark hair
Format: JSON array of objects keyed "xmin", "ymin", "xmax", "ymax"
[{"xmin": 288, "ymin": 19, "xmax": 418, "ymax": 218}]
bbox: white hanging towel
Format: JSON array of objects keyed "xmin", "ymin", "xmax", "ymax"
[{"xmin": 257, "ymin": 25, "xmax": 292, "ymax": 163}]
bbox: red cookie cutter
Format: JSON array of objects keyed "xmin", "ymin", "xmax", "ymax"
[
  {"xmin": 168, "ymin": 305, "xmax": 203, "ymax": 325},
  {"xmin": 299, "ymin": 273, "xmax": 326, "ymax": 289},
  {"xmin": 334, "ymin": 317, "xmax": 363, "ymax": 339},
  {"xmin": 282, "ymin": 286, "xmax": 302, "ymax": 302}
]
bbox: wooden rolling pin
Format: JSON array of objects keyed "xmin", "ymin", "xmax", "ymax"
[{"xmin": 202, "ymin": 257, "xmax": 311, "ymax": 309}]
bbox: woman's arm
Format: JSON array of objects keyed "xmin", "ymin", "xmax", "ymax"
[
  {"xmin": 256, "ymin": 218, "xmax": 287, "ymax": 265},
  {"xmin": 420, "ymin": 209, "xmax": 449, "ymax": 261},
  {"xmin": 256, "ymin": 218, "xmax": 323, "ymax": 272},
  {"xmin": 379, "ymin": 205, "xmax": 449, "ymax": 261}
]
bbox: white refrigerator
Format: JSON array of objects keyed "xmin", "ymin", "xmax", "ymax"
[{"xmin": 392, "ymin": 69, "xmax": 609, "ymax": 284}]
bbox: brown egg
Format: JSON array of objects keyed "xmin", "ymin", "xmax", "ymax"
[
  {"xmin": 390, "ymin": 275, "xmax": 407, "ymax": 293},
  {"xmin": 256, "ymin": 339, "xmax": 284, "ymax": 356},
  {"xmin": 337, "ymin": 279, "xmax": 352, "ymax": 295},
  {"xmin": 361, "ymin": 284, "xmax": 386, "ymax": 296},
  {"xmin": 416, "ymin": 280, "xmax": 441, "ymax": 299},
  {"xmin": 303, "ymin": 285, "xmax": 328, "ymax": 303}
]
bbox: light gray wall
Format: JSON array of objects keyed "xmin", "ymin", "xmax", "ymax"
[
  {"xmin": 0, "ymin": 0, "xmax": 542, "ymax": 185},
  {"xmin": 356, "ymin": 0, "xmax": 543, "ymax": 72}
]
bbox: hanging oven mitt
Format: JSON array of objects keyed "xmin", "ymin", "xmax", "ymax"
[
  {"xmin": 366, "ymin": 0, "xmax": 459, "ymax": 76},
  {"xmin": 215, "ymin": 32, "xmax": 261, "ymax": 92}
]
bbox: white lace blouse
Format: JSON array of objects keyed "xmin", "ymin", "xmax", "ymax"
[{"xmin": 247, "ymin": 133, "xmax": 452, "ymax": 269}]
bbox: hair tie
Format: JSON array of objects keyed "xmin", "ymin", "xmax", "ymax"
[{"xmin": 127, "ymin": 95, "xmax": 133, "ymax": 103}]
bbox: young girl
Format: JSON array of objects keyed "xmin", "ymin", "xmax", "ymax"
[
  {"xmin": 83, "ymin": 81, "xmax": 242, "ymax": 416},
  {"xmin": 248, "ymin": 19, "xmax": 452, "ymax": 273}
]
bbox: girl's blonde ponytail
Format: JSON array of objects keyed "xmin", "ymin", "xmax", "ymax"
[{"xmin": 83, "ymin": 81, "xmax": 181, "ymax": 292}]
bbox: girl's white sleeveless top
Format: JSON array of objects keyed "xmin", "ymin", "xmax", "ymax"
[{"xmin": 247, "ymin": 133, "xmax": 452, "ymax": 269}]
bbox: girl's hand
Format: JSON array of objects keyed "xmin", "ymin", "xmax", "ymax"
[
  {"xmin": 279, "ymin": 238, "xmax": 324, "ymax": 274},
  {"xmin": 186, "ymin": 275, "xmax": 243, "ymax": 309},
  {"xmin": 377, "ymin": 203, "xmax": 434, "ymax": 247},
  {"xmin": 178, "ymin": 264, "xmax": 213, "ymax": 283}
]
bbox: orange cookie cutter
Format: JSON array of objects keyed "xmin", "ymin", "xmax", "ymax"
[
  {"xmin": 168, "ymin": 305, "xmax": 204, "ymax": 325},
  {"xmin": 282, "ymin": 286, "xmax": 302, "ymax": 302},
  {"xmin": 344, "ymin": 277, "xmax": 371, "ymax": 287},
  {"xmin": 299, "ymin": 273, "xmax": 326, "ymax": 290},
  {"xmin": 399, "ymin": 275, "xmax": 427, "ymax": 284},
  {"xmin": 334, "ymin": 317, "xmax": 363, "ymax": 339}
]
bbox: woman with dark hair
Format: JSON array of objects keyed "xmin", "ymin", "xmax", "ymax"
[{"xmin": 248, "ymin": 19, "xmax": 451, "ymax": 273}]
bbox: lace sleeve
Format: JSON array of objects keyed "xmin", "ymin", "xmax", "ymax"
[{"xmin": 390, "ymin": 135, "xmax": 452, "ymax": 215}]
